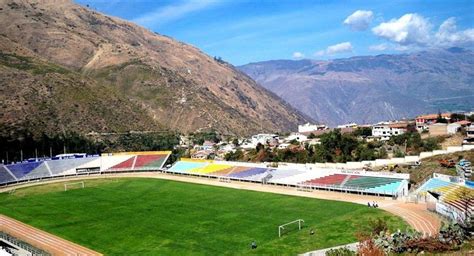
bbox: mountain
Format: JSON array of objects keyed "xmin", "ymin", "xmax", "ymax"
[
  {"xmin": 239, "ymin": 48, "xmax": 474, "ymax": 126},
  {"xmin": 0, "ymin": 0, "xmax": 310, "ymax": 138}
]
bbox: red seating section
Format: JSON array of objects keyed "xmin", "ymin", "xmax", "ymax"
[
  {"xmin": 111, "ymin": 157, "xmax": 135, "ymax": 170},
  {"xmin": 134, "ymin": 155, "xmax": 165, "ymax": 168},
  {"xmin": 305, "ymin": 174, "xmax": 355, "ymax": 186}
]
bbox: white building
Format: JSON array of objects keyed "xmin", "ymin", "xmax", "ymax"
[
  {"xmin": 284, "ymin": 133, "xmax": 308, "ymax": 143},
  {"xmin": 251, "ymin": 134, "xmax": 279, "ymax": 145},
  {"xmin": 372, "ymin": 125, "xmax": 405, "ymax": 140},
  {"xmin": 298, "ymin": 123, "xmax": 327, "ymax": 133},
  {"xmin": 467, "ymin": 125, "xmax": 474, "ymax": 138},
  {"xmin": 447, "ymin": 123, "xmax": 461, "ymax": 135},
  {"xmin": 337, "ymin": 123, "xmax": 358, "ymax": 129}
]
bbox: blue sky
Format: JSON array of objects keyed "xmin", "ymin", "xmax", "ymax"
[{"xmin": 75, "ymin": 0, "xmax": 473, "ymax": 65}]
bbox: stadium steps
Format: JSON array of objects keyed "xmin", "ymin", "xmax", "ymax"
[
  {"xmin": 21, "ymin": 162, "xmax": 51, "ymax": 180},
  {"xmin": 7, "ymin": 161, "xmax": 43, "ymax": 179},
  {"xmin": 0, "ymin": 166, "xmax": 17, "ymax": 184},
  {"xmin": 304, "ymin": 174, "xmax": 348, "ymax": 186},
  {"xmin": 110, "ymin": 156, "xmax": 136, "ymax": 170},
  {"xmin": 168, "ymin": 161, "xmax": 208, "ymax": 173},
  {"xmin": 228, "ymin": 168, "xmax": 268, "ymax": 179},
  {"xmin": 211, "ymin": 166, "xmax": 249, "ymax": 176},
  {"xmin": 46, "ymin": 157, "xmax": 98, "ymax": 175}
]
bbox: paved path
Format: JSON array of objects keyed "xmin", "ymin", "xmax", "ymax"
[
  {"xmin": 0, "ymin": 214, "xmax": 102, "ymax": 256},
  {"xmin": 0, "ymin": 172, "xmax": 441, "ymax": 254}
]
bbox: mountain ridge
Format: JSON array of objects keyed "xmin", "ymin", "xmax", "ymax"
[
  {"xmin": 0, "ymin": 0, "xmax": 311, "ymax": 137},
  {"xmin": 239, "ymin": 48, "xmax": 474, "ymax": 126}
]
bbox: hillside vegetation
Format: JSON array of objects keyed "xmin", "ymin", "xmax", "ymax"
[{"xmin": 0, "ymin": 0, "xmax": 309, "ymax": 140}]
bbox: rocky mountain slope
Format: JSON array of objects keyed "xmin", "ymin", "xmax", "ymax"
[
  {"xmin": 239, "ymin": 48, "xmax": 474, "ymax": 126},
  {"xmin": 0, "ymin": 0, "xmax": 310, "ymax": 137}
]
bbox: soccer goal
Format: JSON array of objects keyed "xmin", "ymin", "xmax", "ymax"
[
  {"xmin": 64, "ymin": 181, "xmax": 85, "ymax": 191},
  {"xmin": 278, "ymin": 219, "xmax": 304, "ymax": 237}
]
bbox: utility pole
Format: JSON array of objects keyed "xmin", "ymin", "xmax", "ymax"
[
  {"xmin": 35, "ymin": 148, "xmax": 38, "ymax": 161},
  {"xmin": 50, "ymin": 147, "xmax": 52, "ymax": 158},
  {"xmin": 20, "ymin": 149, "xmax": 23, "ymax": 162}
]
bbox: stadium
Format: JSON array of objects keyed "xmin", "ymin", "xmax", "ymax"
[{"xmin": 1, "ymin": 150, "xmax": 471, "ymax": 255}]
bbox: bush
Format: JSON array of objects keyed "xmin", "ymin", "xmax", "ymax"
[
  {"xmin": 357, "ymin": 239, "xmax": 384, "ymax": 256},
  {"xmin": 325, "ymin": 247, "xmax": 356, "ymax": 256}
]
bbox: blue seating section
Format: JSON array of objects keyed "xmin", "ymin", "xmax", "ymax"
[
  {"xmin": 7, "ymin": 162, "xmax": 42, "ymax": 179},
  {"xmin": 416, "ymin": 178, "xmax": 453, "ymax": 193},
  {"xmin": 0, "ymin": 166, "xmax": 16, "ymax": 184},
  {"xmin": 367, "ymin": 181, "xmax": 402, "ymax": 194},
  {"xmin": 168, "ymin": 161, "xmax": 208, "ymax": 172},
  {"xmin": 228, "ymin": 168, "xmax": 268, "ymax": 179}
]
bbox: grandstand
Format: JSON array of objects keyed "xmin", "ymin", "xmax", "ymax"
[
  {"xmin": 0, "ymin": 151, "xmax": 171, "ymax": 186},
  {"xmin": 415, "ymin": 175, "xmax": 473, "ymax": 224},
  {"xmin": 165, "ymin": 159, "xmax": 408, "ymax": 196}
]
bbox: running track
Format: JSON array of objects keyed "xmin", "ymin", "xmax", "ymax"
[{"xmin": 0, "ymin": 172, "xmax": 441, "ymax": 254}]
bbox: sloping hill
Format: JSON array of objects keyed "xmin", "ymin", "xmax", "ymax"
[
  {"xmin": 239, "ymin": 48, "xmax": 474, "ymax": 126},
  {"xmin": 0, "ymin": 0, "xmax": 310, "ymax": 137}
]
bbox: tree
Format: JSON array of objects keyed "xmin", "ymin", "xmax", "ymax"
[{"xmin": 232, "ymin": 138, "xmax": 239, "ymax": 147}]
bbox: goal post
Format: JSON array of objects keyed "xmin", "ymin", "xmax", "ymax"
[
  {"xmin": 64, "ymin": 181, "xmax": 85, "ymax": 191},
  {"xmin": 278, "ymin": 219, "xmax": 304, "ymax": 237}
]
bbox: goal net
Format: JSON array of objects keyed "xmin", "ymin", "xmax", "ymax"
[
  {"xmin": 278, "ymin": 219, "xmax": 304, "ymax": 237},
  {"xmin": 64, "ymin": 181, "xmax": 85, "ymax": 191}
]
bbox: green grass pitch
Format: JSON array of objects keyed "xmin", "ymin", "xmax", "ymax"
[{"xmin": 0, "ymin": 178, "xmax": 408, "ymax": 255}]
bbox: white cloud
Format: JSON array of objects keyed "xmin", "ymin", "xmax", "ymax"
[
  {"xmin": 292, "ymin": 52, "xmax": 305, "ymax": 59},
  {"xmin": 133, "ymin": 0, "xmax": 218, "ymax": 27},
  {"xmin": 372, "ymin": 13, "xmax": 474, "ymax": 50},
  {"xmin": 368, "ymin": 43, "xmax": 388, "ymax": 51},
  {"xmin": 343, "ymin": 10, "xmax": 374, "ymax": 31},
  {"xmin": 326, "ymin": 42, "xmax": 353, "ymax": 54},
  {"xmin": 372, "ymin": 13, "xmax": 432, "ymax": 46},
  {"xmin": 315, "ymin": 42, "xmax": 353, "ymax": 56},
  {"xmin": 435, "ymin": 17, "xmax": 474, "ymax": 47}
]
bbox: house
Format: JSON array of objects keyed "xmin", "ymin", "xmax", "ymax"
[
  {"xmin": 372, "ymin": 124, "xmax": 406, "ymax": 140},
  {"xmin": 416, "ymin": 113, "xmax": 451, "ymax": 131},
  {"xmin": 194, "ymin": 140, "xmax": 216, "ymax": 151},
  {"xmin": 467, "ymin": 125, "xmax": 474, "ymax": 138},
  {"xmin": 337, "ymin": 123, "xmax": 358, "ymax": 129},
  {"xmin": 428, "ymin": 123, "xmax": 448, "ymax": 136},
  {"xmin": 251, "ymin": 134, "xmax": 279, "ymax": 145},
  {"xmin": 447, "ymin": 123, "xmax": 461, "ymax": 135},
  {"xmin": 278, "ymin": 143, "xmax": 291, "ymax": 149},
  {"xmin": 284, "ymin": 133, "xmax": 308, "ymax": 143},
  {"xmin": 298, "ymin": 123, "xmax": 328, "ymax": 133}
]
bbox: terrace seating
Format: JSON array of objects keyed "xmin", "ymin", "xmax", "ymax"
[
  {"xmin": 367, "ymin": 181, "xmax": 402, "ymax": 194},
  {"xmin": 304, "ymin": 174, "xmax": 349, "ymax": 186},
  {"xmin": 267, "ymin": 169, "xmax": 305, "ymax": 182},
  {"xmin": 190, "ymin": 164, "xmax": 233, "ymax": 174},
  {"xmin": 46, "ymin": 157, "xmax": 99, "ymax": 175},
  {"xmin": 134, "ymin": 155, "xmax": 167, "ymax": 169},
  {"xmin": 416, "ymin": 178, "xmax": 454, "ymax": 194},
  {"xmin": 441, "ymin": 186, "xmax": 474, "ymax": 213},
  {"xmin": 6, "ymin": 161, "xmax": 42, "ymax": 179},
  {"xmin": 210, "ymin": 166, "xmax": 249, "ymax": 176},
  {"xmin": 0, "ymin": 166, "xmax": 16, "ymax": 184},
  {"xmin": 21, "ymin": 163, "xmax": 51, "ymax": 180},
  {"xmin": 109, "ymin": 156, "xmax": 136, "ymax": 170},
  {"xmin": 228, "ymin": 168, "xmax": 269, "ymax": 179},
  {"xmin": 344, "ymin": 176, "xmax": 401, "ymax": 189},
  {"xmin": 281, "ymin": 171, "xmax": 333, "ymax": 185},
  {"xmin": 168, "ymin": 161, "xmax": 208, "ymax": 173}
]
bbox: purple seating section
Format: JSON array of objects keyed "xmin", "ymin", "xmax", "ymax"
[
  {"xmin": 0, "ymin": 152, "xmax": 171, "ymax": 185},
  {"xmin": 228, "ymin": 168, "xmax": 269, "ymax": 178},
  {"xmin": 7, "ymin": 162, "xmax": 42, "ymax": 179}
]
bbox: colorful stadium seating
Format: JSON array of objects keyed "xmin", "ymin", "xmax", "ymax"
[
  {"xmin": 304, "ymin": 174, "xmax": 350, "ymax": 186},
  {"xmin": 0, "ymin": 151, "xmax": 171, "ymax": 186}
]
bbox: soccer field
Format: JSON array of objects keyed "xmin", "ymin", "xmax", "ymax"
[{"xmin": 0, "ymin": 178, "xmax": 407, "ymax": 255}]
